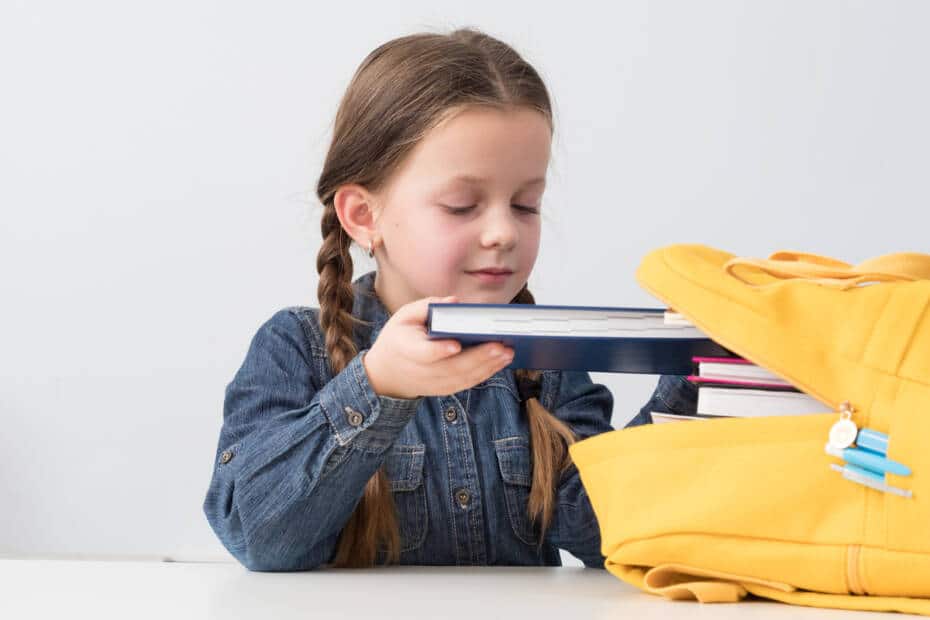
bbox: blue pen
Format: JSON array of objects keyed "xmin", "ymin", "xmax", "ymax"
[
  {"xmin": 824, "ymin": 443, "xmax": 911, "ymax": 477},
  {"xmin": 830, "ymin": 464, "xmax": 912, "ymax": 498},
  {"xmin": 857, "ymin": 428, "xmax": 889, "ymax": 456}
]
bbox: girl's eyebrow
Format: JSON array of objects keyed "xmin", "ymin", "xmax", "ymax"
[{"xmin": 442, "ymin": 175, "xmax": 547, "ymax": 189}]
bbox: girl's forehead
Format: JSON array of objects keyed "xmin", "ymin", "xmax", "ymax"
[{"xmin": 398, "ymin": 106, "xmax": 552, "ymax": 185}]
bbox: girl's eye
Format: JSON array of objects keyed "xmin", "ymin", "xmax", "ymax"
[
  {"xmin": 442, "ymin": 205, "xmax": 477, "ymax": 215},
  {"xmin": 441, "ymin": 204, "xmax": 540, "ymax": 215}
]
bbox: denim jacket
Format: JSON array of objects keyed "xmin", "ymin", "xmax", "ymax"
[{"xmin": 203, "ymin": 271, "xmax": 697, "ymax": 570}]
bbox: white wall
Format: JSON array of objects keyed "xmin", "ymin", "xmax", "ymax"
[{"xmin": 2, "ymin": 0, "xmax": 928, "ymax": 563}]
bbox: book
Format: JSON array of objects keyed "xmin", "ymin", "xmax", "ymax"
[
  {"xmin": 696, "ymin": 387, "xmax": 831, "ymax": 417},
  {"xmin": 426, "ymin": 303, "xmax": 733, "ymax": 374},
  {"xmin": 687, "ymin": 375, "xmax": 797, "ymax": 390},
  {"xmin": 692, "ymin": 356, "xmax": 792, "ymax": 387},
  {"xmin": 649, "ymin": 411, "xmax": 709, "ymax": 424}
]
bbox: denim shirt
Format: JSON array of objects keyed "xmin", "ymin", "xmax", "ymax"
[{"xmin": 203, "ymin": 272, "xmax": 697, "ymax": 571}]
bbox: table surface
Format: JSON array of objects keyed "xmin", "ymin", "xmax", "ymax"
[{"xmin": 0, "ymin": 559, "xmax": 907, "ymax": 619}]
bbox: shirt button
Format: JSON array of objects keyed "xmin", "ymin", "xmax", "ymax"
[
  {"xmin": 220, "ymin": 450, "xmax": 233, "ymax": 464},
  {"xmin": 444, "ymin": 407, "xmax": 458, "ymax": 423},
  {"xmin": 344, "ymin": 406, "xmax": 364, "ymax": 427},
  {"xmin": 455, "ymin": 489, "xmax": 471, "ymax": 508}
]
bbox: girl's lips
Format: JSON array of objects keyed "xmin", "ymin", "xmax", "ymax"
[{"xmin": 467, "ymin": 270, "xmax": 513, "ymax": 284}]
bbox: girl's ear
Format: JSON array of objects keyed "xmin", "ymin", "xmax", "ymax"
[{"xmin": 333, "ymin": 184, "xmax": 380, "ymax": 249}]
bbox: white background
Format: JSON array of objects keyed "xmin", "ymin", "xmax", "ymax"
[{"xmin": 2, "ymin": 0, "xmax": 927, "ymax": 564}]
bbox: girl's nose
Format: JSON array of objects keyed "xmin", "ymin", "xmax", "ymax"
[{"xmin": 479, "ymin": 206, "xmax": 518, "ymax": 250}]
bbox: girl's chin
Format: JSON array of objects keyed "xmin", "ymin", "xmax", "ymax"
[{"xmin": 455, "ymin": 291, "xmax": 522, "ymax": 305}]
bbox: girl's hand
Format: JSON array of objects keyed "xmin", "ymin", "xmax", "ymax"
[{"xmin": 363, "ymin": 296, "xmax": 514, "ymax": 399}]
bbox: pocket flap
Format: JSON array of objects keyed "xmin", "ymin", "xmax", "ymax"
[
  {"xmin": 494, "ymin": 436, "xmax": 531, "ymax": 487},
  {"xmin": 385, "ymin": 444, "xmax": 426, "ymax": 492}
]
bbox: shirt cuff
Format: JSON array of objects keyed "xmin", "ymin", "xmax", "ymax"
[{"xmin": 317, "ymin": 350, "xmax": 421, "ymax": 451}]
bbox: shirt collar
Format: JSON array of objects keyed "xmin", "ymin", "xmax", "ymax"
[{"xmin": 351, "ymin": 271, "xmax": 390, "ymax": 346}]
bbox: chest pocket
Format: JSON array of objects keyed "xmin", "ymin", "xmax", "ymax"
[
  {"xmin": 494, "ymin": 436, "xmax": 540, "ymax": 546},
  {"xmin": 383, "ymin": 443, "xmax": 428, "ymax": 552}
]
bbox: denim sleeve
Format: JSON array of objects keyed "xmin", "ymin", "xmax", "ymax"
[
  {"xmin": 542, "ymin": 371, "xmax": 615, "ymax": 569},
  {"xmin": 625, "ymin": 374, "xmax": 698, "ymax": 428},
  {"xmin": 203, "ymin": 309, "xmax": 421, "ymax": 571}
]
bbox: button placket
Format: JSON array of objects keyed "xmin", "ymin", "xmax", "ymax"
[{"xmin": 439, "ymin": 395, "xmax": 487, "ymax": 563}]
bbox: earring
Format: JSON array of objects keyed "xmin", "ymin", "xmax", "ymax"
[{"xmin": 368, "ymin": 239, "xmax": 375, "ymax": 258}]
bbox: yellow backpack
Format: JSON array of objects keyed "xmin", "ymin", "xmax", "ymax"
[{"xmin": 570, "ymin": 245, "xmax": 930, "ymax": 614}]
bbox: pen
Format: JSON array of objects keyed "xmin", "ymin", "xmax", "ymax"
[
  {"xmin": 857, "ymin": 428, "xmax": 889, "ymax": 456},
  {"xmin": 830, "ymin": 464, "xmax": 912, "ymax": 498},
  {"xmin": 824, "ymin": 443, "xmax": 911, "ymax": 477}
]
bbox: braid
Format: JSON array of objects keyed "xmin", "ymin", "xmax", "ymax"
[
  {"xmin": 511, "ymin": 284, "xmax": 576, "ymax": 539},
  {"xmin": 317, "ymin": 206, "xmax": 400, "ymax": 567},
  {"xmin": 317, "ymin": 208, "xmax": 360, "ymax": 373}
]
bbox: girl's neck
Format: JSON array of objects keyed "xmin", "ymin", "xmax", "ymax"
[{"xmin": 372, "ymin": 271, "xmax": 402, "ymax": 316}]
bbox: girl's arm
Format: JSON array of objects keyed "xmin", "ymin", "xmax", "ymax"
[
  {"xmin": 625, "ymin": 375, "xmax": 698, "ymax": 427},
  {"xmin": 203, "ymin": 309, "xmax": 421, "ymax": 571},
  {"xmin": 542, "ymin": 370, "xmax": 615, "ymax": 568}
]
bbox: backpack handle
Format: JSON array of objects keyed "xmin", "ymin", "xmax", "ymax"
[{"xmin": 724, "ymin": 251, "xmax": 930, "ymax": 289}]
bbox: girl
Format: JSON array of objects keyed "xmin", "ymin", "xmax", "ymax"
[{"xmin": 203, "ymin": 28, "xmax": 691, "ymax": 570}]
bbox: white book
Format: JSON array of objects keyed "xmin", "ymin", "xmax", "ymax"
[
  {"xmin": 650, "ymin": 411, "xmax": 706, "ymax": 424},
  {"xmin": 696, "ymin": 387, "xmax": 831, "ymax": 418},
  {"xmin": 697, "ymin": 361, "xmax": 792, "ymax": 387},
  {"xmin": 662, "ymin": 311, "xmax": 694, "ymax": 327}
]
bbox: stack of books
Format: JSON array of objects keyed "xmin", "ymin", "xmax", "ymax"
[
  {"xmin": 655, "ymin": 356, "xmax": 832, "ymax": 423},
  {"xmin": 426, "ymin": 302, "xmax": 830, "ymax": 423},
  {"xmin": 651, "ymin": 314, "xmax": 830, "ymax": 423}
]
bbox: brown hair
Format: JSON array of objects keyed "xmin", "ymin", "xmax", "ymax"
[{"xmin": 316, "ymin": 28, "xmax": 574, "ymax": 568}]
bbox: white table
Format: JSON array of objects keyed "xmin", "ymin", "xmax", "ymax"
[{"xmin": 0, "ymin": 559, "xmax": 906, "ymax": 619}]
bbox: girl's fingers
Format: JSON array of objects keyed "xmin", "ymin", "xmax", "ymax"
[
  {"xmin": 435, "ymin": 342, "xmax": 513, "ymax": 380},
  {"xmin": 425, "ymin": 338, "xmax": 462, "ymax": 360},
  {"xmin": 395, "ymin": 295, "xmax": 457, "ymax": 326}
]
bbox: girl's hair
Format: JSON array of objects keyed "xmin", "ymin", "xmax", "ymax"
[{"xmin": 316, "ymin": 28, "xmax": 574, "ymax": 568}]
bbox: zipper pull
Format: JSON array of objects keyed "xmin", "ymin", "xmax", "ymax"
[{"xmin": 828, "ymin": 401, "xmax": 859, "ymax": 450}]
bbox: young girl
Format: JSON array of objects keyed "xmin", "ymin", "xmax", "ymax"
[{"xmin": 203, "ymin": 28, "xmax": 692, "ymax": 571}]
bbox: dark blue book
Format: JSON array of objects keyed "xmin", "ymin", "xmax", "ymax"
[{"xmin": 427, "ymin": 303, "xmax": 733, "ymax": 374}]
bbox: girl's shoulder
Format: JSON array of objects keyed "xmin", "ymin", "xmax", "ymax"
[{"xmin": 254, "ymin": 306, "xmax": 329, "ymax": 363}]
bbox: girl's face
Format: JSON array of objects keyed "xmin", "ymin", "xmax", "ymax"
[{"xmin": 371, "ymin": 106, "xmax": 551, "ymax": 313}]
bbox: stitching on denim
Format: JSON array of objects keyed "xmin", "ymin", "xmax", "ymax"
[
  {"xmin": 350, "ymin": 355, "xmax": 379, "ymax": 425},
  {"xmin": 318, "ymin": 391, "xmax": 348, "ymax": 447},
  {"xmin": 493, "ymin": 438, "xmax": 536, "ymax": 545},
  {"xmin": 286, "ymin": 306, "xmax": 329, "ymax": 361},
  {"xmin": 384, "ymin": 443, "xmax": 428, "ymax": 552},
  {"xmin": 455, "ymin": 395, "xmax": 484, "ymax": 564},
  {"xmin": 437, "ymin": 397, "xmax": 461, "ymax": 561}
]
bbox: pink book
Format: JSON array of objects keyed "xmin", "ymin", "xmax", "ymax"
[{"xmin": 692, "ymin": 356, "xmax": 750, "ymax": 365}]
